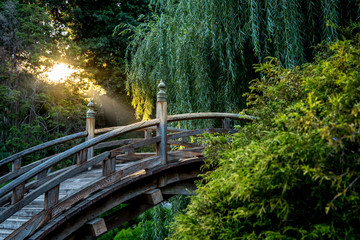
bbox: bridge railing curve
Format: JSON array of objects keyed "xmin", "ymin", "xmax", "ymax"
[{"xmin": 0, "ymin": 80, "xmax": 255, "ymax": 239}]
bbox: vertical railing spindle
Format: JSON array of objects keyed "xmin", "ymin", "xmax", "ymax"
[{"xmin": 11, "ymin": 158, "xmax": 25, "ymax": 204}]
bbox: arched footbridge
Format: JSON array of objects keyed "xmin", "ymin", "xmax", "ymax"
[{"xmin": 0, "ymin": 82, "xmax": 255, "ymax": 240}]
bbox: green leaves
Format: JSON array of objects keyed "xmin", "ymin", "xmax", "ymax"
[
  {"xmin": 125, "ymin": 0, "xmax": 359, "ymax": 123},
  {"xmin": 170, "ymin": 34, "xmax": 360, "ymax": 239}
]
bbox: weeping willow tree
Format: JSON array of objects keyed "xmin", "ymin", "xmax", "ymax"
[{"xmin": 124, "ymin": 0, "xmax": 359, "ymax": 123}]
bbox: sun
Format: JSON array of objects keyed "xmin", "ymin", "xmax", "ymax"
[{"xmin": 45, "ymin": 63, "xmax": 77, "ymax": 83}]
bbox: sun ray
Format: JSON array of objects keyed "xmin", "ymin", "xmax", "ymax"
[{"xmin": 45, "ymin": 63, "xmax": 77, "ymax": 83}]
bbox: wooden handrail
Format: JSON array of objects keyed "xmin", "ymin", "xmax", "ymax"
[
  {"xmin": 0, "ymin": 131, "xmax": 88, "ymax": 167},
  {"xmin": 95, "ymin": 126, "xmax": 188, "ymax": 135},
  {"xmin": 0, "ymin": 113, "xmax": 254, "ymax": 196},
  {"xmin": 94, "ymin": 113, "xmax": 255, "ymax": 135},
  {"xmin": 167, "ymin": 112, "xmax": 255, "ymax": 122},
  {"xmin": 0, "ymin": 119, "xmax": 160, "ymax": 199}
]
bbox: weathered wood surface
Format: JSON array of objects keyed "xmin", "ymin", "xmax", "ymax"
[
  {"xmin": 156, "ymin": 98, "xmax": 168, "ymax": 164},
  {"xmin": 0, "ymin": 110, "xmax": 254, "ymax": 240},
  {"xmin": 116, "ymin": 153, "xmax": 156, "ymax": 162},
  {"xmin": 0, "ymin": 167, "xmax": 69, "ymax": 207},
  {"xmin": 94, "ymin": 125, "xmax": 188, "ymax": 135},
  {"xmin": 0, "ymin": 155, "xmax": 57, "ymax": 185},
  {"xmin": 0, "ymin": 119, "xmax": 160, "ymax": 200},
  {"xmin": 109, "ymin": 128, "xmax": 229, "ymax": 158},
  {"xmin": 0, "ymin": 131, "xmax": 87, "ymax": 167},
  {"xmin": 28, "ymin": 158, "xmax": 204, "ymax": 240},
  {"xmin": 168, "ymin": 112, "xmax": 255, "ymax": 122},
  {"xmin": 0, "ymin": 152, "xmax": 110, "ymax": 224},
  {"xmin": 94, "ymin": 139, "xmax": 138, "ymax": 150},
  {"xmin": 86, "ymin": 218, "xmax": 107, "ymax": 237},
  {"xmin": 143, "ymin": 189, "xmax": 163, "ymax": 205}
]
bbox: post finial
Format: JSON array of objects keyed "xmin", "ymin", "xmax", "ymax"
[
  {"xmin": 157, "ymin": 79, "xmax": 166, "ymax": 102},
  {"xmin": 86, "ymin": 100, "xmax": 96, "ymax": 118}
]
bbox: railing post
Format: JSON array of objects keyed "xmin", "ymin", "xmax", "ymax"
[
  {"xmin": 86, "ymin": 100, "xmax": 96, "ymax": 161},
  {"xmin": 44, "ymin": 185, "xmax": 59, "ymax": 210},
  {"xmin": 11, "ymin": 158, "xmax": 25, "ymax": 204},
  {"xmin": 222, "ymin": 118, "xmax": 231, "ymax": 130},
  {"xmin": 156, "ymin": 80, "xmax": 168, "ymax": 165}
]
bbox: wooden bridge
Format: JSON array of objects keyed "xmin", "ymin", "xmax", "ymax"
[{"xmin": 0, "ymin": 81, "xmax": 254, "ymax": 240}]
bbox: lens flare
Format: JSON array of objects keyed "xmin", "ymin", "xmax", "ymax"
[{"xmin": 45, "ymin": 63, "xmax": 77, "ymax": 83}]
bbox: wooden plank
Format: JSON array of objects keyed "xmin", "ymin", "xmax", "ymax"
[
  {"xmin": 0, "ymin": 167, "xmax": 69, "ymax": 206},
  {"xmin": 109, "ymin": 129, "xmax": 210, "ymax": 157},
  {"xmin": 161, "ymin": 182, "xmax": 197, "ymax": 195},
  {"xmin": 28, "ymin": 159, "xmax": 204, "ymax": 240},
  {"xmin": 77, "ymin": 150, "xmax": 87, "ymax": 165},
  {"xmin": 87, "ymin": 218, "xmax": 107, "ymax": 237},
  {"xmin": 168, "ymin": 140, "xmax": 201, "ymax": 148},
  {"xmin": 110, "ymin": 137, "xmax": 160, "ymax": 157},
  {"xmin": 95, "ymin": 125, "xmax": 188, "ymax": 135},
  {"xmin": 222, "ymin": 118, "xmax": 231, "ymax": 130},
  {"xmin": 12, "ymin": 158, "xmax": 21, "ymax": 172},
  {"xmin": 11, "ymin": 183, "xmax": 25, "ymax": 205},
  {"xmin": 143, "ymin": 189, "xmax": 163, "ymax": 205},
  {"xmin": 144, "ymin": 129, "xmax": 152, "ymax": 139},
  {"xmin": 0, "ymin": 151, "xmax": 110, "ymax": 224},
  {"xmin": 44, "ymin": 185, "xmax": 60, "ymax": 209},
  {"xmin": 168, "ymin": 151, "xmax": 203, "ymax": 162},
  {"xmin": 144, "ymin": 126, "xmax": 188, "ymax": 132},
  {"xmin": 115, "ymin": 153, "xmax": 156, "ymax": 162},
  {"xmin": 0, "ymin": 131, "xmax": 87, "ymax": 167},
  {"xmin": 6, "ymin": 210, "xmax": 49, "ymax": 240},
  {"xmin": 36, "ymin": 169, "xmax": 48, "ymax": 180},
  {"xmin": 51, "ymin": 156, "xmax": 160, "ymax": 217},
  {"xmin": 0, "ymin": 154, "xmax": 57, "ymax": 185},
  {"xmin": 167, "ymin": 112, "xmax": 255, "ymax": 122},
  {"xmin": 0, "ymin": 119, "xmax": 160, "ymax": 200},
  {"xmin": 102, "ymin": 158, "xmax": 115, "ymax": 176},
  {"xmin": 94, "ymin": 139, "xmax": 139, "ymax": 150},
  {"xmin": 31, "ymin": 178, "xmax": 160, "ymax": 240}
]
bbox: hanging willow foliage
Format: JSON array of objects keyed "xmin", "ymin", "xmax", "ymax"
[{"xmin": 123, "ymin": 0, "xmax": 359, "ymax": 124}]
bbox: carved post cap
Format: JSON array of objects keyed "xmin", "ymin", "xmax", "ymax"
[
  {"xmin": 157, "ymin": 79, "xmax": 166, "ymax": 102},
  {"xmin": 86, "ymin": 100, "xmax": 96, "ymax": 118}
]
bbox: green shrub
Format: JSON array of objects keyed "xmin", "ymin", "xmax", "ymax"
[{"xmin": 170, "ymin": 33, "xmax": 360, "ymax": 239}]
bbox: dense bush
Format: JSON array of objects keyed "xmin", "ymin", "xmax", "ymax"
[{"xmin": 170, "ymin": 33, "xmax": 360, "ymax": 239}]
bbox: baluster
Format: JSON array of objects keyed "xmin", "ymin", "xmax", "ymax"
[
  {"xmin": 36, "ymin": 169, "xmax": 48, "ymax": 180},
  {"xmin": 102, "ymin": 158, "xmax": 115, "ymax": 176},
  {"xmin": 222, "ymin": 118, "xmax": 231, "ymax": 130},
  {"xmin": 11, "ymin": 158, "xmax": 25, "ymax": 204},
  {"xmin": 77, "ymin": 149, "xmax": 87, "ymax": 165},
  {"xmin": 44, "ymin": 185, "xmax": 59, "ymax": 209},
  {"xmin": 144, "ymin": 129, "xmax": 152, "ymax": 139},
  {"xmin": 156, "ymin": 80, "xmax": 168, "ymax": 165}
]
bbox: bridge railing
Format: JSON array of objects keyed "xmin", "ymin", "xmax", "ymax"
[{"xmin": 0, "ymin": 80, "xmax": 255, "ymax": 237}]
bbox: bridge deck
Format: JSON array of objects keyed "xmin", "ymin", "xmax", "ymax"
[
  {"xmin": 0, "ymin": 116, "xmax": 253, "ymax": 239},
  {"xmin": 0, "ymin": 160, "xmax": 171, "ymax": 240},
  {"xmin": 0, "ymin": 82, "xmax": 255, "ymax": 239},
  {"xmin": 0, "ymin": 164, "xmax": 104, "ymax": 239}
]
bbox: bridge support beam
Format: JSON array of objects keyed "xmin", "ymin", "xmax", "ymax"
[
  {"xmin": 86, "ymin": 218, "xmax": 107, "ymax": 238},
  {"xmin": 144, "ymin": 189, "xmax": 163, "ymax": 205}
]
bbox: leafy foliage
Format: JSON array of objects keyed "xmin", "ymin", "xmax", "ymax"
[
  {"xmin": 125, "ymin": 0, "xmax": 359, "ymax": 123},
  {"xmin": 42, "ymin": 0, "xmax": 150, "ymax": 96},
  {"xmin": 170, "ymin": 33, "xmax": 360, "ymax": 239},
  {"xmin": 0, "ymin": 1, "xmax": 88, "ymax": 168}
]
